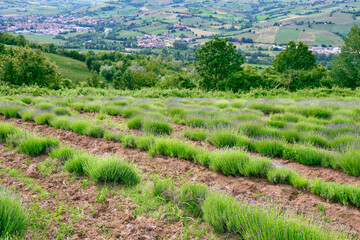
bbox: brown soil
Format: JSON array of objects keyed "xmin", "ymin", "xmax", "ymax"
[
  {"xmin": 2, "ymin": 116, "xmax": 360, "ymax": 236},
  {"xmin": 0, "ymin": 146, "xmax": 182, "ymax": 240}
]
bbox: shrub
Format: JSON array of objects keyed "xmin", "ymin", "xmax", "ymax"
[
  {"xmin": 301, "ymin": 133, "xmax": 328, "ymax": 147},
  {"xmin": 83, "ymin": 102, "xmax": 101, "ymax": 112},
  {"xmin": 70, "ymin": 119, "xmax": 91, "ymax": 134},
  {"xmin": 20, "ymin": 96, "xmax": 33, "ymax": 105},
  {"xmin": 294, "ymin": 106, "xmax": 332, "ymax": 119},
  {"xmin": 282, "ymin": 145, "xmax": 335, "ymax": 167},
  {"xmin": 210, "ymin": 129, "xmax": 238, "ymax": 148},
  {"xmin": 179, "ymin": 183, "xmax": 207, "ymax": 217},
  {"xmin": 53, "ymin": 107, "xmax": 71, "ymax": 116},
  {"xmin": 337, "ymin": 149, "xmax": 360, "ymax": 176},
  {"xmin": 112, "ymin": 100, "xmax": 128, "ymax": 106},
  {"xmin": 33, "ymin": 112, "xmax": 55, "ymax": 125},
  {"xmin": 184, "ymin": 116, "xmax": 206, "ymax": 128},
  {"xmin": 184, "ymin": 129, "xmax": 207, "ymax": 141},
  {"xmin": 240, "ymin": 121, "xmax": 265, "ymax": 137},
  {"xmin": 254, "ymin": 138, "xmax": 285, "ymax": 158},
  {"xmin": 120, "ymin": 107, "xmax": 140, "ymax": 118},
  {"xmin": 0, "ymin": 188, "xmax": 28, "ymax": 238},
  {"xmin": 310, "ymin": 178, "xmax": 360, "ymax": 207},
  {"xmin": 209, "ymin": 149, "xmax": 249, "ymax": 176},
  {"xmin": 143, "ymin": 120, "xmax": 173, "ymax": 136},
  {"xmin": 49, "ymin": 116, "xmax": 71, "ymax": 130},
  {"xmin": 35, "ymin": 102, "xmax": 53, "ymax": 110},
  {"xmin": 19, "ymin": 109, "xmax": 35, "ymax": 121},
  {"xmin": 135, "ymin": 136, "xmax": 155, "ymax": 151},
  {"xmin": 167, "ymin": 107, "xmax": 186, "ymax": 117},
  {"xmin": 201, "ymin": 192, "xmax": 339, "ymax": 239},
  {"xmin": 84, "ymin": 125, "xmax": 105, "ymax": 138},
  {"xmin": 243, "ymin": 158, "xmax": 273, "ymax": 177},
  {"xmin": 280, "ymin": 128, "xmax": 301, "ymax": 143},
  {"xmin": 127, "ymin": 116, "xmax": 143, "ymax": 130},
  {"xmin": 154, "ymin": 139, "xmax": 197, "ymax": 160},
  {"xmin": 328, "ymin": 134, "xmax": 360, "ymax": 152},
  {"xmin": 64, "ymin": 152, "xmax": 94, "ymax": 176},
  {"xmin": 85, "ymin": 157, "xmax": 140, "ymax": 186},
  {"xmin": 266, "ymin": 120, "xmax": 286, "ymax": 128},
  {"xmin": 247, "ymin": 102, "xmax": 285, "ymax": 114},
  {"xmin": 15, "ymin": 135, "xmax": 59, "ymax": 156},
  {"xmin": 0, "ymin": 123, "xmax": 17, "ymax": 142},
  {"xmin": 0, "ymin": 105, "xmax": 23, "ymax": 118},
  {"xmin": 101, "ymin": 105, "xmax": 121, "ymax": 115},
  {"xmin": 49, "ymin": 146, "xmax": 76, "ymax": 163},
  {"xmin": 267, "ymin": 167, "xmax": 298, "ymax": 184}
]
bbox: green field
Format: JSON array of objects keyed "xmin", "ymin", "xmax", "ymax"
[{"xmin": 45, "ymin": 53, "xmax": 91, "ymax": 83}]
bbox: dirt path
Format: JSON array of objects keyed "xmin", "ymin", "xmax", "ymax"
[
  {"xmin": 0, "ymin": 146, "xmax": 183, "ymax": 239},
  {"xmin": 1, "ymin": 116, "xmax": 359, "ymax": 236}
]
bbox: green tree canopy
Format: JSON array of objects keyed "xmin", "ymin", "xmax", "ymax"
[
  {"xmin": 0, "ymin": 46, "xmax": 62, "ymax": 89},
  {"xmin": 331, "ymin": 25, "xmax": 360, "ymax": 89},
  {"xmin": 195, "ymin": 36, "xmax": 244, "ymax": 90},
  {"xmin": 272, "ymin": 41, "xmax": 316, "ymax": 73}
]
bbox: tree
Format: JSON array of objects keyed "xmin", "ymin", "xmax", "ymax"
[
  {"xmin": 100, "ymin": 64, "xmax": 116, "ymax": 81},
  {"xmin": 331, "ymin": 25, "xmax": 360, "ymax": 88},
  {"xmin": 195, "ymin": 36, "xmax": 244, "ymax": 90},
  {"xmin": 272, "ymin": 41, "xmax": 316, "ymax": 73},
  {"xmin": 0, "ymin": 47, "xmax": 62, "ymax": 88}
]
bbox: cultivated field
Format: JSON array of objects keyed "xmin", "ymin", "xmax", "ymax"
[{"xmin": 1, "ymin": 95, "xmax": 360, "ymax": 239}]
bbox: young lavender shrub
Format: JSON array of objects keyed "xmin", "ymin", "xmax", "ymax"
[
  {"xmin": 210, "ymin": 128, "xmax": 238, "ymax": 148},
  {"xmin": 184, "ymin": 115, "xmax": 206, "ymax": 128},
  {"xmin": 49, "ymin": 116, "xmax": 72, "ymax": 130},
  {"xmin": 300, "ymin": 132, "xmax": 328, "ymax": 148},
  {"xmin": 254, "ymin": 138, "xmax": 286, "ymax": 158},
  {"xmin": 179, "ymin": 183, "xmax": 208, "ymax": 217},
  {"xmin": 202, "ymin": 192, "xmax": 345, "ymax": 240},
  {"xmin": 183, "ymin": 129, "xmax": 207, "ymax": 141},
  {"xmin": 167, "ymin": 107, "xmax": 186, "ymax": 118},
  {"xmin": 19, "ymin": 109, "xmax": 35, "ymax": 121},
  {"xmin": 282, "ymin": 144, "xmax": 335, "ymax": 167},
  {"xmin": 143, "ymin": 119, "xmax": 173, "ymax": 136},
  {"xmin": 280, "ymin": 127, "xmax": 301, "ymax": 143},
  {"xmin": 83, "ymin": 102, "xmax": 101, "ymax": 112},
  {"xmin": 84, "ymin": 125, "xmax": 105, "ymax": 138},
  {"xmin": 243, "ymin": 158, "xmax": 273, "ymax": 178},
  {"xmin": 53, "ymin": 107, "xmax": 72, "ymax": 116},
  {"xmin": 292, "ymin": 106, "xmax": 333, "ymax": 119},
  {"xmin": 35, "ymin": 102, "xmax": 53, "ymax": 110},
  {"xmin": 336, "ymin": 149, "xmax": 360, "ymax": 176},
  {"xmin": 0, "ymin": 104, "xmax": 24, "ymax": 118},
  {"xmin": 266, "ymin": 119, "xmax": 287, "ymax": 129},
  {"xmin": 49, "ymin": 146, "xmax": 76, "ymax": 163},
  {"xmin": 327, "ymin": 134, "xmax": 360, "ymax": 152},
  {"xmin": 14, "ymin": 134, "xmax": 60, "ymax": 156},
  {"xmin": 120, "ymin": 107, "xmax": 140, "ymax": 118},
  {"xmin": 70, "ymin": 119, "xmax": 92, "ymax": 135},
  {"xmin": 0, "ymin": 188, "xmax": 28, "ymax": 239},
  {"xmin": 310, "ymin": 178, "xmax": 360, "ymax": 207},
  {"xmin": 127, "ymin": 116, "xmax": 143, "ymax": 130},
  {"xmin": 64, "ymin": 151, "xmax": 95, "ymax": 176},
  {"xmin": 20, "ymin": 96, "xmax": 33, "ymax": 105},
  {"xmin": 247, "ymin": 102, "xmax": 285, "ymax": 114},
  {"xmin": 239, "ymin": 121, "xmax": 266, "ymax": 137},
  {"xmin": 85, "ymin": 156, "xmax": 141, "ymax": 186},
  {"xmin": 0, "ymin": 122, "xmax": 17, "ymax": 142},
  {"xmin": 33, "ymin": 112, "xmax": 55, "ymax": 125},
  {"xmin": 154, "ymin": 138, "xmax": 197, "ymax": 160},
  {"xmin": 208, "ymin": 149, "xmax": 249, "ymax": 176},
  {"xmin": 101, "ymin": 105, "xmax": 121, "ymax": 115}
]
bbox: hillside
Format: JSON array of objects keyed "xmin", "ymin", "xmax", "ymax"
[{"xmin": 45, "ymin": 53, "xmax": 91, "ymax": 83}]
